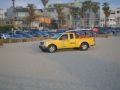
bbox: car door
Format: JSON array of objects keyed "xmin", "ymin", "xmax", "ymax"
[
  {"xmin": 68, "ymin": 34, "xmax": 76, "ymax": 48},
  {"xmin": 59, "ymin": 34, "xmax": 69, "ymax": 48}
]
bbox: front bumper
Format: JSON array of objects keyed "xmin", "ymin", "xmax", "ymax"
[
  {"xmin": 91, "ymin": 43, "xmax": 95, "ymax": 47},
  {"xmin": 39, "ymin": 45, "xmax": 48, "ymax": 50}
]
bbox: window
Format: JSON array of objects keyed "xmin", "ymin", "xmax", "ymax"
[
  {"xmin": 60, "ymin": 34, "xmax": 68, "ymax": 40},
  {"xmin": 75, "ymin": 33, "xmax": 79, "ymax": 38},
  {"xmin": 110, "ymin": 10, "xmax": 115, "ymax": 14},
  {"xmin": 70, "ymin": 34, "xmax": 73, "ymax": 39}
]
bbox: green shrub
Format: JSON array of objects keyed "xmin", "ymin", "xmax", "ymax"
[
  {"xmin": 0, "ymin": 39, "xmax": 3, "ymax": 46},
  {"xmin": 0, "ymin": 25, "xmax": 14, "ymax": 33}
]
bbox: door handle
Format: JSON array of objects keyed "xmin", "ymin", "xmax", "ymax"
[{"xmin": 70, "ymin": 42, "xmax": 75, "ymax": 44}]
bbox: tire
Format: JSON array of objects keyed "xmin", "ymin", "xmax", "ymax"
[
  {"xmin": 48, "ymin": 45, "xmax": 57, "ymax": 53},
  {"xmin": 80, "ymin": 43, "xmax": 89, "ymax": 51}
]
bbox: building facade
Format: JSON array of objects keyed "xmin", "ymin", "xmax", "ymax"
[
  {"xmin": 0, "ymin": 9, "xmax": 5, "ymax": 19},
  {"xmin": 0, "ymin": 9, "xmax": 5, "ymax": 26},
  {"xmin": 100, "ymin": 8, "xmax": 120, "ymax": 27},
  {"xmin": 46, "ymin": 0, "xmax": 100, "ymax": 29},
  {"xmin": 6, "ymin": 6, "xmax": 52, "ymax": 29}
]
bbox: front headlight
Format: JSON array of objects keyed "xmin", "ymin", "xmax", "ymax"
[{"xmin": 44, "ymin": 42, "xmax": 48, "ymax": 46}]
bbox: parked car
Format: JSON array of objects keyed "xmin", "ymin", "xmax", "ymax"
[
  {"xmin": 21, "ymin": 32, "xmax": 33, "ymax": 38},
  {"xmin": 1, "ymin": 33, "xmax": 11, "ymax": 39},
  {"xmin": 56, "ymin": 29, "xmax": 67, "ymax": 33},
  {"xmin": 12, "ymin": 34, "xmax": 25, "ymax": 39}
]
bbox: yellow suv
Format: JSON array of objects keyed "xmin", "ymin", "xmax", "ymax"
[{"xmin": 39, "ymin": 32, "xmax": 95, "ymax": 53}]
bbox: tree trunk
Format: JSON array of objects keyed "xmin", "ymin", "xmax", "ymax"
[
  {"xmin": 87, "ymin": 16, "xmax": 89, "ymax": 28},
  {"xmin": 60, "ymin": 20, "xmax": 62, "ymax": 28},
  {"xmin": 57, "ymin": 20, "xmax": 59, "ymax": 29},
  {"xmin": 70, "ymin": 15, "xmax": 73, "ymax": 28},
  {"xmin": 105, "ymin": 17, "xmax": 108, "ymax": 27},
  {"xmin": 80, "ymin": 16, "xmax": 83, "ymax": 28},
  {"xmin": 94, "ymin": 13, "xmax": 96, "ymax": 27},
  {"xmin": 88, "ymin": 9, "xmax": 90, "ymax": 28},
  {"xmin": 43, "ymin": 7, "xmax": 45, "ymax": 30},
  {"xmin": 58, "ymin": 16, "xmax": 60, "ymax": 29}
]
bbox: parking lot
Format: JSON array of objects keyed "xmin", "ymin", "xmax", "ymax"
[{"xmin": 0, "ymin": 36, "xmax": 120, "ymax": 90}]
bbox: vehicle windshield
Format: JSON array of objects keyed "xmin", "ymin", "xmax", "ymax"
[{"xmin": 51, "ymin": 34, "xmax": 61, "ymax": 40}]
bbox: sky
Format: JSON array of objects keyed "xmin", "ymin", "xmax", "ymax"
[{"xmin": 0, "ymin": 0, "xmax": 120, "ymax": 10}]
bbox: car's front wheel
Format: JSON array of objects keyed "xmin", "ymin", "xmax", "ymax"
[{"xmin": 48, "ymin": 45, "xmax": 57, "ymax": 53}]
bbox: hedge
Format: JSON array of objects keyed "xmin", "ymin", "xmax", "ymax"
[
  {"xmin": 0, "ymin": 34, "xmax": 111, "ymax": 45},
  {"xmin": 0, "ymin": 39, "xmax": 3, "ymax": 46},
  {"xmin": 96, "ymin": 34, "xmax": 110, "ymax": 38},
  {"xmin": 0, "ymin": 25, "xmax": 14, "ymax": 33},
  {"xmin": 3, "ymin": 37, "xmax": 50, "ymax": 44}
]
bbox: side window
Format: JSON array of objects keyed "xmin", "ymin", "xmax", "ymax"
[
  {"xmin": 75, "ymin": 33, "xmax": 79, "ymax": 38},
  {"xmin": 59, "ymin": 34, "xmax": 68, "ymax": 40},
  {"xmin": 70, "ymin": 34, "xmax": 74, "ymax": 39}
]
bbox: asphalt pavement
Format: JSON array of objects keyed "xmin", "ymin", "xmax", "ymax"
[{"xmin": 0, "ymin": 36, "xmax": 120, "ymax": 90}]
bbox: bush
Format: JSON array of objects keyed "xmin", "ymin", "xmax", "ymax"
[
  {"xmin": 2, "ymin": 36, "xmax": 49, "ymax": 44},
  {"xmin": 0, "ymin": 39, "xmax": 3, "ymax": 46},
  {"xmin": 96, "ymin": 34, "xmax": 109, "ymax": 38},
  {"xmin": 0, "ymin": 25, "xmax": 14, "ymax": 33}
]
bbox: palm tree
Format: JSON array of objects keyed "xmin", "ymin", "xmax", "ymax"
[
  {"xmin": 41, "ymin": 0, "xmax": 49, "ymax": 29},
  {"xmin": 54, "ymin": 4, "xmax": 63, "ymax": 28},
  {"xmin": 79, "ymin": 6, "xmax": 86, "ymax": 28},
  {"xmin": 27, "ymin": 4, "xmax": 36, "ymax": 28},
  {"xmin": 82, "ymin": 1, "xmax": 93, "ymax": 28},
  {"xmin": 41, "ymin": 0, "xmax": 48, "ymax": 7},
  {"xmin": 91, "ymin": 2, "xmax": 100, "ymax": 27},
  {"xmin": 12, "ymin": 0, "xmax": 15, "ymax": 8},
  {"xmin": 69, "ymin": 7, "xmax": 79, "ymax": 28},
  {"xmin": 102, "ymin": 2, "xmax": 110, "ymax": 27}
]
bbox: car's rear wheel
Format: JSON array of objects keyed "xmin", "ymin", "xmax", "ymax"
[
  {"xmin": 48, "ymin": 45, "xmax": 57, "ymax": 53},
  {"xmin": 80, "ymin": 43, "xmax": 89, "ymax": 51}
]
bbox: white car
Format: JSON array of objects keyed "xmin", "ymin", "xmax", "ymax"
[{"xmin": 1, "ymin": 34, "xmax": 10, "ymax": 39}]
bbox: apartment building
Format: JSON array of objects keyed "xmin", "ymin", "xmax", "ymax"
[{"xmin": 100, "ymin": 8, "xmax": 120, "ymax": 27}]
